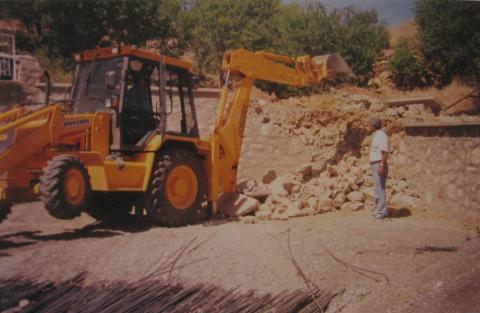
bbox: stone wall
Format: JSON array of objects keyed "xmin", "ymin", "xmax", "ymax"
[{"xmin": 394, "ymin": 125, "xmax": 480, "ymax": 226}]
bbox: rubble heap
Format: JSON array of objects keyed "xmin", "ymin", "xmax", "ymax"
[{"xmin": 219, "ymin": 87, "xmax": 424, "ymax": 222}]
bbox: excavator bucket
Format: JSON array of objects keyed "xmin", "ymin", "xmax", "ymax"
[{"xmin": 312, "ymin": 53, "xmax": 355, "ymax": 81}]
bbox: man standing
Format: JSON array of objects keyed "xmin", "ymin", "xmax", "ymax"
[{"xmin": 369, "ymin": 117, "xmax": 389, "ymax": 220}]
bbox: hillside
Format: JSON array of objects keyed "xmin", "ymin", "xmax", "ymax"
[{"xmin": 388, "ymin": 20, "xmax": 417, "ymax": 47}]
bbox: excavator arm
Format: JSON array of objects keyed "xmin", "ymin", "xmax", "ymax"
[{"xmin": 208, "ymin": 48, "xmax": 353, "ymax": 203}]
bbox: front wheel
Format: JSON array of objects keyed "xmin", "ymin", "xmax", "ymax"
[
  {"xmin": 39, "ymin": 155, "xmax": 92, "ymax": 219},
  {"xmin": 146, "ymin": 149, "xmax": 207, "ymax": 227}
]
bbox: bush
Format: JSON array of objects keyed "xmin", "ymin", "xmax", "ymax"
[
  {"xmin": 2, "ymin": 0, "xmax": 180, "ymax": 72},
  {"xmin": 184, "ymin": 0, "xmax": 388, "ymax": 90},
  {"xmin": 34, "ymin": 49, "xmax": 73, "ymax": 83},
  {"xmin": 184, "ymin": 0, "xmax": 280, "ymax": 82},
  {"xmin": 4, "ymin": 0, "xmax": 391, "ymax": 93},
  {"xmin": 337, "ymin": 6, "xmax": 389, "ymax": 84},
  {"xmin": 389, "ymin": 39, "xmax": 424, "ymax": 89},
  {"xmin": 415, "ymin": 0, "xmax": 480, "ymax": 85}
]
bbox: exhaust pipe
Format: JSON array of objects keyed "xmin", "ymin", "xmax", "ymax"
[{"xmin": 44, "ymin": 70, "xmax": 51, "ymax": 106}]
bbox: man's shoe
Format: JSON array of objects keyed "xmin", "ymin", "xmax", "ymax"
[{"xmin": 374, "ymin": 215, "xmax": 389, "ymax": 221}]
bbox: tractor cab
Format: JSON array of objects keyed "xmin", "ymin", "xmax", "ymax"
[{"xmin": 70, "ymin": 46, "xmax": 200, "ymax": 150}]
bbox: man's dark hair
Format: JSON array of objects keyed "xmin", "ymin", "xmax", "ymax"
[{"xmin": 370, "ymin": 116, "xmax": 382, "ymax": 130}]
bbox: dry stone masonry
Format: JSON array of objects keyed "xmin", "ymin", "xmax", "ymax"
[{"xmin": 397, "ymin": 124, "xmax": 480, "ymax": 225}]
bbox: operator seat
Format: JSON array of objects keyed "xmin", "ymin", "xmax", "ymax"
[{"xmin": 122, "ymin": 70, "xmax": 156, "ymax": 145}]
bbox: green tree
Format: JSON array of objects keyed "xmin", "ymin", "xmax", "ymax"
[
  {"xmin": 389, "ymin": 39, "xmax": 424, "ymax": 89},
  {"xmin": 415, "ymin": 0, "xmax": 480, "ymax": 85},
  {"xmin": 274, "ymin": 2, "xmax": 340, "ymax": 57},
  {"xmin": 337, "ymin": 6, "xmax": 389, "ymax": 83},
  {"xmin": 264, "ymin": 2, "xmax": 388, "ymax": 95},
  {"xmin": 274, "ymin": 3, "xmax": 388, "ymax": 84},
  {"xmin": 183, "ymin": 0, "xmax": 280, "ymax": 79},
  {"xmin": 1, "ymin": 0, "xmax": 180, "ymax": 72}
]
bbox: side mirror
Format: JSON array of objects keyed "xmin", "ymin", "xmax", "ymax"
[{"xmin": 106, "ymin": 71, "xmax": 117, "ymax": 90}]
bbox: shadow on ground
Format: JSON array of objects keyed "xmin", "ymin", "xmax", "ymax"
[
  {"xmin": 388, "ymin": 207, "xmax": 412, "ymax": 218},
  {"xmin": 0, "ymin": 203, "xmax": 238, "ymax": 251},
  {"xmin": 0, "ymin": 215, "xmax": 162, "ymax": 251}
]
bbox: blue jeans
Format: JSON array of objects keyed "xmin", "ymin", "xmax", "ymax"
[{"xmin": 371, "ymin": 162, "xmax": 388, "ymax": 218}]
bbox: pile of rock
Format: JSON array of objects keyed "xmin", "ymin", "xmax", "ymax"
[
  {"xmin": 220, "ymin": 154, "xmax": 420, "ymax": 223},
  {"xmin": 218, "ymin": 88, "xmax": 421, "ymax": 222},
  {"xmin": 368, "ymin": 49, "xmax": 395, "ymax": 89}
]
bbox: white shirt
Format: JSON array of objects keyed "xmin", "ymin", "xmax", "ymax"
[{"xmin": 369, "ymin": 129, "xmax": 388, "ymax": 162}]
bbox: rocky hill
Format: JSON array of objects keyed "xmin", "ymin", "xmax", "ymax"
[{"xmin": 388, "ymin": 20, "xmax": 417, "ymax": 48}]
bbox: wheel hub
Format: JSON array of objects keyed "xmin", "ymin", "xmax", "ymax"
[
  {"xmin": 64, "ymin": 168, "xmax": 85, "ymax": 205},
  {"xmin": 166, "ymin": 165, "xmax": 198, "ymax": 209}
]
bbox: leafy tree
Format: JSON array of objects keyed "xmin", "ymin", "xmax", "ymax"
[
  {"xmin": 415, "ymin": 0, "xmax": 480, "ymax": 85},
  {"xmin": 389, "ymin": 39, "xmax": 425, "ymax": 89},
  {"xmin": 336, "ymin": 6, "xmax": 389, "ymax": 83},
  {"xmin": 1, "ymin": 0, "xmax": 180, "ymax": 72},
  {"xmin": 274, "ymin": 2, "xmax": 340, "ymax": 57},
  {"xmin": 184, "ymin": 0, "xmax": 280, "ymax": 80},
  {"xmin": 2, "ymin": 0, "xmax": 390, "ymax": 90},
  {"xmin": 264, "ymin": 2, "xmax": 388, "ymax": 95},
  {"xmin": 183, "ymin": 0, "xmax": 241, "ymax": 75}
]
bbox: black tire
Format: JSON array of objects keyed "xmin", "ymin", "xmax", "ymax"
[
  {"xmin": 146, "ymin": 148, "xmax": 207, "ymax": 227},
  {"xmin": 88, "ymin": 192, "xmax": 135, "ymax": 221},
  {"xmin": 39, "ymin": 155, "xmax": 92, "ymax": 219},
  {"xmin": 0, "ymin": 202, "xmax": 12, "ymax": 223}
]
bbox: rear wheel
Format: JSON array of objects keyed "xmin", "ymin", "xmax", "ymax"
[
  {"xmin": 146, "ymin": 148, "xmax": 206, "ymax": 227},
  {"xmin": 39, "ymin": 155, "xmax": 92, "ymax": 219}
]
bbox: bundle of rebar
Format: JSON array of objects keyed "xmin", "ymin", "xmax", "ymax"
[{"xmin": 0, "ymin": 274, "xmax": 336, "ymax": 313}]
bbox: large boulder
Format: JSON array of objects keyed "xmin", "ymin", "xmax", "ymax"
[
  {"xmin": 269, "ymin": 175, "xmax": 298, "ymax": 196},
  {"xmin": 314, "ymin": 195, "xmax": 334, "ymax": 213},
  {"xmin": 347, "ymin": 191, "xmax": 365, "ymax": 202},
  {"xmin": 255, "ymin": 209, "xmax": 273, "ymax": 221},
  {"xmin": 218, "ymin": 192, "xmax": 260, "ymax": 217},
  {"xmin": 341, "ymin": 201, "xmax": 364, "ymax": 211},
  {"xmin": 389, "ymin": 194, "xmax": 417, "ymax": 209},
  {"xmin": 237, "ymin": 179, "xmax": 257, "ymax": 194},
  {"xmin": 262, "ymin": 170, "xmax": 277, "ymax": 184},
  {"xmin": 237, "ymin": 179, "xmax": 270, "ymax": 202},
  {"xmin": 333, "ymin": 193, "xmax": 346, "ymax": 209},
  {"xmin": 297, "ymin": 163, "xmax": 322, "ymax": 181},
  {"xmin": 270, "ymin": 200, "xmax": 313, "ymax": 219}
]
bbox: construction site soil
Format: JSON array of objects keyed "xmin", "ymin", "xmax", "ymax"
[
  {"xmin": 1, "ymin": 81, "xmax": 480, "ymax": 312},
  {"xmin": 1, "ymin": 201, "xmax": 479, "ymax": 312}
]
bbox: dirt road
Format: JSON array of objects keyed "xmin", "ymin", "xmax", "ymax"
[{"xmin": 1, "ymin": 202, "xmax": 479, "ymax": 312}]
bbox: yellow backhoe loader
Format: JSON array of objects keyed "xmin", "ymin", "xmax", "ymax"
[{"xmin": 0, "ymin": 46, "xmax": 352, "ymax": 225}]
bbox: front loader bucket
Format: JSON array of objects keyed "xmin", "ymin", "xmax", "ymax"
[{"xmin": 313, "ymin": 53, "xmax": 355, "ymax": 81}]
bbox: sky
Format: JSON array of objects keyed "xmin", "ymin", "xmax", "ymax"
[{"xmin": 299, "ymin": 0, "xmax": 416, "ymax": 26}]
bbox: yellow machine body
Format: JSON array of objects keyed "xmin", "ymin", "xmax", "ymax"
[
  {"xmin": 0, "ymin": 105, "xmax": 212, "ymax": 201},
  {"xmin": 0, "ymin": 46, "xmax": 352, "ymax": 222}
]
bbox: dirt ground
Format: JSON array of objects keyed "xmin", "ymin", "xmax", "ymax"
[
  {"xmin": 2, "ymin": 49, "xmax": 479, "ymax": 311},
  {"xmin": 1, "ymin": 202, "xmax": 479, "ymax": 313}
]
